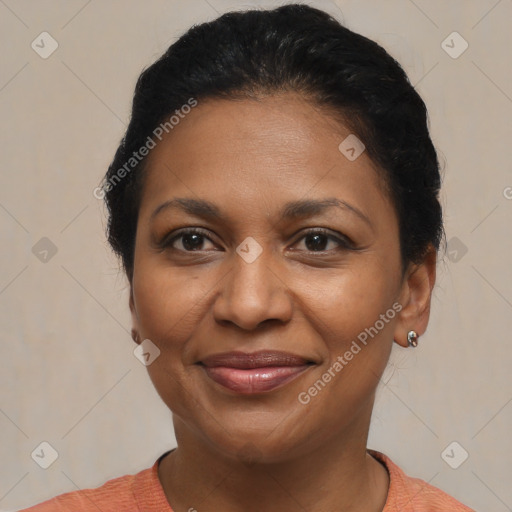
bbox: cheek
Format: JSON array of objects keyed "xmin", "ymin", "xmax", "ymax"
[
  {"xmin": 132, "ymin": 262, "xmax": 204, "ymax": 413},
  {"xmin": 296, "ymin": 262, "xmax": 397, "ymax": 410},
  {"xmin": 301, "ymin": 263, "xmax": 398, "ymax": 343},
  {"xmin": 295, "ymin": 272, "xmax": 395, "ymax": 435},
  {"xmin": 132, "ymin": 257, "xmax": 212, "ymax": 345}
]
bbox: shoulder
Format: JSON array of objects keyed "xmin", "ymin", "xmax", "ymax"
[
  {"xmin": 368, "ymin": 449, "xmax": 476, "ymax": 512},
  {"xmin": 18, "ymin": 462, "xmax": 160, "ymax": 512}
]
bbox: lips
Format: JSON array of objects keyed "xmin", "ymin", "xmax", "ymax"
[{"xmin": 198, "ymin": 350, "xmax": 315, "ymax": 394}]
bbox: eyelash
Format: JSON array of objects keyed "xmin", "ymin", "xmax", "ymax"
[{"xmin": 160, "ymin": 227, "xmax": 354, "ymax": 253}]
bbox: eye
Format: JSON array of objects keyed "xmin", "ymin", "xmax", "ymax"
[
  {"xmin": 159, "ymin": 227, "xmax": 354, "ymax": 254},
  {"xmin": 162, "ymin": 228, "xmax": 218, "ymax": 252},
  {"xmin": 292, "ymin": 228, "xmax": 353, "ymax": 252}
]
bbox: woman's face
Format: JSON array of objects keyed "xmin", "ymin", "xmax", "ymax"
[{"xmin": 129, "ymin": 93, "xmax": 427, "ymax": 462}]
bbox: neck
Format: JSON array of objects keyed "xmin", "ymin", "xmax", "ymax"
[{"xmin": 158, "ymin": 408, "xmax": 389, "ymax": 512}]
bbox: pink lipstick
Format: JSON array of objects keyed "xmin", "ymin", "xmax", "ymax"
[{"xmin": 199, "ymin": 350, "xmax": 314, "ymax": 394}]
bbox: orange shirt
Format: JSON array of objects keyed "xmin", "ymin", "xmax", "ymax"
[{"xmin": 19, "ymin": 449, "xmax": 475, "ymax": 511}]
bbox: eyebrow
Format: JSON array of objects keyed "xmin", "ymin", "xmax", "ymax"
[{"xmin": 150, "ymin": 197, "xmax": 372, "ymax": 227}]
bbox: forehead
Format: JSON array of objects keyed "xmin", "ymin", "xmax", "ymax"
[
  {"xmin": 138, "ymin": 93, "xmax": 393, "ymax": 224},
  {"xmin": 149, "ymin": 93, "xmax": 355, "ymax": 159}
]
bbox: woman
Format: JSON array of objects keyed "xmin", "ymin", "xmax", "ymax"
[{"xmin": 22, "ymin": 4, "xmax": 475, "ymax": 511}]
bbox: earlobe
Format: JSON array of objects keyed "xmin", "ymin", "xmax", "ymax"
[
  {"xmin": 129, "ymin": 287, "xmax": 141, "ymax": 345},
  {"xmin": 129, "ymin": 286, "xmax": 136, "ymax": 315},
  {"xmin": 393, "ymin": 247, "xmax": 437, "ymax": 348},
  {"xmin": 131, "ymin": 328, "xmax": 141, "ymax": 345}
]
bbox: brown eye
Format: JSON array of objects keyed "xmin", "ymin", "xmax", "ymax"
[
  {"xmin": 159, "ymin": 227, "xmax": 353, "ymax": 254},
  {"xmin": 163, "ymin": 228, "xmax": 218, "ymax": 252},
  {"xmin": 294, "ymin": 228, "xmax": 353, "ymax": 252}
]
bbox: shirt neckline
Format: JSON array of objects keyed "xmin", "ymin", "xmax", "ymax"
[
  {"xmin": 133, "ymin": 449, "xmax": 176, "ymax": 511},
  {"xmin": 367, "ymin": 448, "xmax": 400, "ymax": 511},
  {"xmin": 135, "ymin": 448, "xmax": 399, "ymax": 512}
]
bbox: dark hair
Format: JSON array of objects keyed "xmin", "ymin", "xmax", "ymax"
[{"xmin": 102, "ymin": 3, "xmax": 444, "ymax": 283}]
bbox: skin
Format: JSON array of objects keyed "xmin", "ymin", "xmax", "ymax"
[{"xmin": 129, "ymin": 92, "xmax": 437, "ymax": 512}]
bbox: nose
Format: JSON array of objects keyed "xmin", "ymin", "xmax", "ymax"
[{"xmin": 213, "ymin": 245, "xmax": 293, "ymax": 331}]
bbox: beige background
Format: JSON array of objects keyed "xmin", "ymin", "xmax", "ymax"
[{"xmin": 1, "ymin": 0, "xmax": 511, "ymax": 510}]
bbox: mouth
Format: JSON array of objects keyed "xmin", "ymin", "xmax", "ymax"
[{"xmin": 197, "ymin": 350, "xmax": 316, "ymax": 394}]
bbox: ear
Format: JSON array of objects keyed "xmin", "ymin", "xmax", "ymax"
[
  {"xmin": 129, "ymin": 285, "xmax": 141, "ymax": 345},
  {"xmin": 393, "ymin": 246, "xmax": 437, "ymax": 348}
]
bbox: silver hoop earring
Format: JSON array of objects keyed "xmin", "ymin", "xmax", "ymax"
[{"xmin": 407, "ymin": 330, "xmax": 419, "ymax": 347}]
